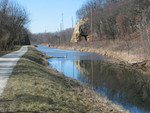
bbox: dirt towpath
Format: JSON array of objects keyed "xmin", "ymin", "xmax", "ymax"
[{"xmin": 0, "ymin": 46, "xmax": 28, "ymax": 95}]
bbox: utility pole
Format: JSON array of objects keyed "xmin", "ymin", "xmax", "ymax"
[
  {"xmin": 72, "ymin": 17, "xmax": 74, "ymax": 28},
  {"xmin": 91, "ymin": 8, "xmax": 93, "ymax": 42},
  {"xmin": 60, "ymin": 23, "xmax": 62, "ymax": 31},
  {"xmin": 62, "ymin": 13, "xmax": 64, "ymax": 31}
]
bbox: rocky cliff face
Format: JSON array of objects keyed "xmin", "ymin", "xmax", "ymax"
[{"xmin": 71, "ymin": 18, "xmax": 90, "ymax": 42}]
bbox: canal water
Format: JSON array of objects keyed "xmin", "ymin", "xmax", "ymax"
[{"xmin": 36, "ymin": 45, "xmax": 150, "ymax": 113}]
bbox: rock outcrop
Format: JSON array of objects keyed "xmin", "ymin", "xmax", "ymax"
[{"xmin": 71, "ymin": 17, "xmax": 90, "ymax": 42}]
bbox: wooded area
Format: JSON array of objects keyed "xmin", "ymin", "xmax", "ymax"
[
  {"xmin": 31, "ymin": 0, "xmax": 150, "ymax": 44},
  {"xmin": 0, "ymin": 0, "xmax": 30, "ymax": 51},
  {"xmin": 76, "ymin": 0, "xmax": 150, "ymax": 40}
]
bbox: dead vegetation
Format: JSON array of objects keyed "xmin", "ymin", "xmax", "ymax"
[
  {"xmin": 50, "ymin": 39, "xmax": 150, "ymax": 62},
  {"xmin": 49, "ymin": 39, "xmax": 150, "ymax": 72}
]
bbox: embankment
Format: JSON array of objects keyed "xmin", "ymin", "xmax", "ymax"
[{"xmin": 0, "ymin": 47, "xmax": 129, "ymax": 113}]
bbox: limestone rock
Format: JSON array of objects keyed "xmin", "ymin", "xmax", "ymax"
[{"xmin": 71, "ymin": 17, "xmax": 90, "ymax": 42}]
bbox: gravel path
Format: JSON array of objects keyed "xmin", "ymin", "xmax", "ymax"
[{"xmin": 0, "ymin": 46, "xmax": 28, "ymax": 95}]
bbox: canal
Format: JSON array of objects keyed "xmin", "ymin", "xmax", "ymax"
[{"xmin": 36, "ymin": 45, "xmax": 150, "ymax": 113}]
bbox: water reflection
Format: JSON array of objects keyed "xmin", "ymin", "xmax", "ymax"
[
  {"xmin": 36, "ymin": 45, "xmax": 150, "ymax": 113},
  {"xmin": 76, "ymin": 60, "xmax": 150, "ymax": 113}
]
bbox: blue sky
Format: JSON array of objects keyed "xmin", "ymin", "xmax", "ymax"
[{"xmin": 15, "ymin": 0, "xmax": 86, "ymax": 33}]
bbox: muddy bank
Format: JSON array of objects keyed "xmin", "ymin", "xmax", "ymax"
[{"xmin": 0, "ymin": 47, "xmax": 129, "ymax": 113}]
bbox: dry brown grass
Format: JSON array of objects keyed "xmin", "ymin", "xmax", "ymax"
[{"xmin": 49, "ymin": 39, "xmax": 150, "ymax": 63}]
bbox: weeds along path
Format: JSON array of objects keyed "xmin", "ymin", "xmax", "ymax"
[{"xmin": 0, "ymin": 46, "xmax": 28, "ymax": 95}]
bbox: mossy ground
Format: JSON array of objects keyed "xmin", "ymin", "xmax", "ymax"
[{"xmin": 0, "ymin": 47, "xmax": 128, "ymax": 113}]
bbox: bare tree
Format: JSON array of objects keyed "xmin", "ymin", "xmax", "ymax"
[
  {"xmin": 76, "ymin": 0, "xmax": 150, "ymax": 40},
  {"xmin": 0, "ymin": 0, "xmax": 30, "ymax": 50}
]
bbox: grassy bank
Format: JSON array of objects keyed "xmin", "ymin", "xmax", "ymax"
[
  {"xmin": 0, "ymin": 46, "xmax": 21, "ymax": 57},
  {"xmin": 0, "ymin": 47, "xmax": 128, "ymax": 113}
]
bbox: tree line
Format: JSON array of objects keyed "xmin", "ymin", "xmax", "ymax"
[
  {"xmin": 30, "ymin": 28, "xmax": 73, "ymax": 44},
  {"xmin": 76, "ymin": 0, "xmax": 150, "ymax": 40},
  {"xmin": 0, "ymin": 0, "xmax": 30, "ymax": 51}
]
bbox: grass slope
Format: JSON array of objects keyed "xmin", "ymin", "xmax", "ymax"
[{"xmin": 0, "ymin": 47, "xmax": 128, "ymax": 113}]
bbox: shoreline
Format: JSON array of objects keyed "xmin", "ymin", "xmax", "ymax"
[
  {"xmin": 48, "ymin": 44, "xmax": 143, "ymax": 63},
  {"xmin": 47, "ymin": 43, "xmax": 150, "ymax": 73},
  {"xmin": 0, "ymin": 47, "xmax": 129, "ymax": 113}
]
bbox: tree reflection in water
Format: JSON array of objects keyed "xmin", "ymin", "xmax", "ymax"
[{"xmin": 76, "ymin": 60, "xmax": 150, "ymax": 112}]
